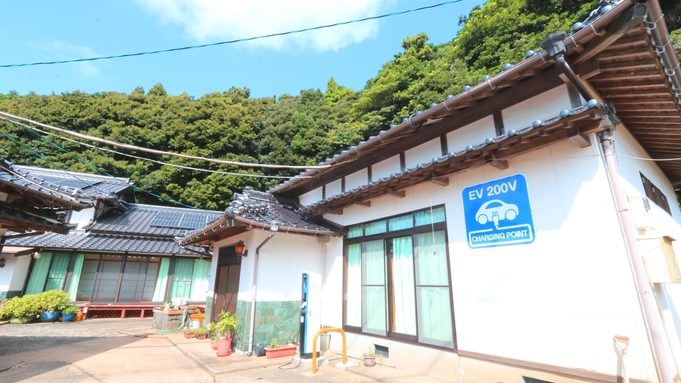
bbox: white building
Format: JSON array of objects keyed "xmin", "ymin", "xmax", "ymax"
[{"xmin": 180, "ymin": 1, "xmax": 681, "ymax": 381}]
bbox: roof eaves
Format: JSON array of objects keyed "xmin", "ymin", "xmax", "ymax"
[{"xmin": 268, "ymin": 0, "xmax": 635, "ymax": 195}]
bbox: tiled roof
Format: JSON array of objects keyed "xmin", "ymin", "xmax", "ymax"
[
  {"xmin": 6, "ymin": 203, "xmax": 224, "ymax": 255},
  {"xmin": 88, "ymin": 204, "xmax": 223, "ymax": 236},
  {"xmin": 14, "ymin": 164, "xmax": 131, "ymax": 200},
  {"xmin": 0, "ymin": 205, "xmax": 76, "ymax": 234},
  {"xmin": 0, "ymin": 159, "xmax": 92, "ymax": 209},
  {"xmin": 179, "ymin": 188, "xmax": 341, "ymax": 246},
  {"xmin": 269, "ymin": 0, "xmax": 681, "ymax": 196},
  {"xmin": 6, "ymin": 231, "xmax": 195, "ymax": 255},
  {"xmin": 298, "ymin": 101, "xmax": 614, "ymax": 216}
]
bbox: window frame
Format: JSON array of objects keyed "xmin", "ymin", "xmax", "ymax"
[{"xmin": 342, "ymin": 206, "xmax": 457, "ymax": 351}]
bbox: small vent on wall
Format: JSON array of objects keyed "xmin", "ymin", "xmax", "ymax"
[{"xmin": 375, "ymin": 344, "xmax": 389, "ymax": 358}]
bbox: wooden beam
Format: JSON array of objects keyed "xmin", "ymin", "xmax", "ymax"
[
  {"xmin": 589, "ymin": 70, "xmax": 662, "ymax": 83},
  {"xmin": 573, "ymin": 119, "xmax": 604, "ymax": 135},
  {"xmin": 386, "ymin": 189, "xmax": 405, "ymax": 198},
  {"xmin": 598, "ymin": 59, "xmax": 659, "ymax": 73},
  {"xmin": 567, "ymin": 127, "xmax": 592, "ymax": 148},
  {"xmin": 326, "ymin": 208, "xmax": 343, "ymax": 215},
  {"xmin": 429, "ymin": 176, "xmax": 449, "ymax": 187},
  {"xmin": 488, "ymin": 155, "xmax": 509, "ymax": 170},
  {"xmin": 571, "ymin": 4, "xmax": 649, "ymax": 65},
  {"xmin": 353, "ymin": 200, "xmax": 371, "ymax": 207}
]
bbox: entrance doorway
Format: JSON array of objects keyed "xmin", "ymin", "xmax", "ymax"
[{"xmin": 212, "ymin": 246, "xmax": 241, "ymax": 322}]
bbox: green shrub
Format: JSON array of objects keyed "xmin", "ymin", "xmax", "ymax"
[
  {"xmin": 0, "ymin": 294, "xmax": 41, "ymax": 319},
  {"xmin": 62, "ymin": 306, "xmax": 78, "ymax": 315},
  {"xmin": 36, "ymin": 290, "xmax": 70, "ymax": 312}
]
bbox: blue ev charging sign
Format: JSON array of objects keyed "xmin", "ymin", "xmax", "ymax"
[{"xmin": 462, "ymin": 174, "xmax": 535, "ymax": 248}]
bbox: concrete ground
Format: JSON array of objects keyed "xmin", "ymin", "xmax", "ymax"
[{"xmin": 0, "ymin": 318, "xmax": 449, "ymax": 383}]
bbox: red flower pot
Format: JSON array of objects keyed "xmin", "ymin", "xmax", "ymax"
[
  {"xmin": 216, "ymin": 338, "xmax": 232, "ymax": 357},
  {"xmin": 195, "ymin": 333, "xmax": 207, "ymax": 340},
  {"xmin": 210, "ymin": 340, "xmax": 218, "ymax": 350},
  {"xmin": 265, "ymin": 344, "xmax": 296, "ymax": 358},
  {"xmin": 184, "ymin": 332, "xmax": 193, "ymax": 339}
]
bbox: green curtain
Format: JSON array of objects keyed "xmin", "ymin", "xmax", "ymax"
[
  {"xmin": 414, "ymin": 231, "xmax": 454, "ymax": 347},
  {"xmin": 362, "ymin": 240, "xmax": 386, "ymax": 335},
  {"xmin": 44, "ymin": 253, "xmax": 70, "ymax": 291},
  {"xmin": 152, "ymin": 258, "xmax": 171, "ymax": 302},
  {"xmin": 25, "ymin": 252, "xmax": 53, "ymax": 294},
  {"xmin": 345, "ymin": 244, "xmax": 362, "ymax": 327},
  {"xmin": 364, "ymin": 220, "xmax": 387, "ymax": 236},
  {"xmin": 170, "ymin": 258, "xmax": 194, "ymax": 299},
  {"xmin": 189, "ymin": 259, "xmax": 211, "ymax": 302},
  {"xmin": 389, "ymin": 215, "xmax": 413, "ymax": 231},
  {"xmin": 67, "ymin": 254, "xmax": 85, "ymax": 301},
  {"xmin": 390, "ymin": 236, "xmax": 416, "ymax": 335},
  {"xmin": 347, "ymin": 225, "xmax": 363, "ymax": 238},
  {"xmin": 414, "ymin": 207, "xmax": 446, "ymax": 226}
]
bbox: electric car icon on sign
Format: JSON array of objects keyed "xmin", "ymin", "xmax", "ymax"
[{"xmin": 475, "ymin": 199, "xmax": 519, "ymax": 225}]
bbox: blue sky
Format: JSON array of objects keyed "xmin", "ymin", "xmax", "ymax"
[{"xmin": 0, "ymin": 0, "xmax": 485, "ymax": 99}]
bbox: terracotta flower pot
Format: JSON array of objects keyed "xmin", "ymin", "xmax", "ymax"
[
  {"xmin": 75, "ymin": 311, "xmax": 85, "ymax": 321},
  {"xmin": 194, "ymin": 333, "xmax": 207, "ymax": 340},
  {"xmin": 216, "ymin": 338, "xmax": 232, "ymax": 357},
  {"xmin": 210, "ymin": 340, "xmax": 218, "ymax": 350},
  {"xmin": 184, "ymin": 332, "xmax": 194, "ymax": 339},
  {"xmin": 265, "ymin": 344, "xmax": 296, "ymax": 358}
]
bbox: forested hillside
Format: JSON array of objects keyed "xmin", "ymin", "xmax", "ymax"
[{"xmin": 0, "ymin": 0, "xmax": 679, "ymax": 210}]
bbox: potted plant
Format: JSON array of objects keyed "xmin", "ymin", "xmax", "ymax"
[
  {"xmin": 183, "ymin": 328, "xmax": 194, "ymax": 339},
  {"xmin": 265, "ymin": 338, "xmax": 297, "ymax": 359},
  {"xmin": 75, "ymin": 310, "xmax": 85, "ymax": 321},
  {"xmin": 0, "ymin": 294, "xmax": 41, "ymax": 323},
  {"xmin": 37, "ymin": 290, "xmax": 70, "ymax": 322},
  {"xmin": 193, "ymin": 327, "xmax": 208, "ymax": 340},
  {"xmin": 215, "ymin": 310, "xmax": 237, "ymax": 357},
  {"xmin": 362, "ymin": 347, "xmax": 377, "ymax": 367},
  {"xmin": 207, "ymin": 321, "xmax": 218, "ymax": 349},
  {"xmin": 61, "ymin": 306, "xmax": 78, "ymax": 322}
]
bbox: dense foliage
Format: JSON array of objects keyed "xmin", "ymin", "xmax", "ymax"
[{"xmin": 0, "ymin": 0, "xmax": 676, "ymax": 210}]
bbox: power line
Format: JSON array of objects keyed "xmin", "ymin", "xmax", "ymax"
[
  {"xmin": 0, "ymin": 111, "xmax": 328, "ymax": 170},
  {"xmin": 0, "ymin": 0, "xmax": 465, "ymax": 68},
  {"xmin": 2, "ymin": 117, "xmax": 311, "ymax": 180},
  {"xmin": 0, "ymin": 124, "xmax": 197, "ymax": 209}
]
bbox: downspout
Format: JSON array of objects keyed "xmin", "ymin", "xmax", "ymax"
[
  {"xmin": 246, "ymin": 223, "xmax": 279, "ymax": 356},
  {"xmin": 540, "ymin": 31, "xmax": 675, "ymax": 382},
  {"xmin": 600, "ymin": 133, "xmax": 675, "ymax": 383}
]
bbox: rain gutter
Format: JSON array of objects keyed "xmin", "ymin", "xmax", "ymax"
[
  {"xmin": 538, "ymin": 9, "xmax": 675, "ymax": 380},
  {"xmin": 269, "ymin": 0, "xmax": 635, "ymax": 195},
  {"xmin": 646, "ymin": 0, "xmax": 681, "ymax": 108}
]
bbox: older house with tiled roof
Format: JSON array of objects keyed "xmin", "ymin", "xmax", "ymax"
[
  {"xmin": 180, "ymin": 0, "xmax": 681, "ymax": 381},
  {"xmin": 0, "ymin": 164, "xmax": 222, "ymax": 314}
]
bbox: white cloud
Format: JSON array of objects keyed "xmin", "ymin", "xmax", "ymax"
[
  {"xmin": 43, "ymin": 41, "xmax": 101, "ymax": 77},
  {"xmin": 135, "ymin": 0, "xmax": 394, "ymax": 51}
]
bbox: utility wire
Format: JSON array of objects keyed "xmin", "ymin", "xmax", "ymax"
[
  {"xmin": 0, "ymin": 128, "xmax": 134, "ymax": 205},
  {"xmin": 3, "ymin": 118, "xmax": 196, "ymax": 208},
  {"xmin": 2, "ymin": 117, "xmax": 311, "ymax": 180},
  {"xmin": 0, "ymin": 0, "xmax": 465, "ymax": 68},
  {"xmin": 0, "ymin": 111, "xmax": 327, "ymax": 170},
  {"xmin": 615, "ymin": 152, "xmax": 681, "ymax": 162}
]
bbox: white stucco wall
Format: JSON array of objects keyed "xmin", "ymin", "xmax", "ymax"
[
  {"xmin": 345, "ymin": 169, "xmax": 368, "ymax": 192},
  {"xmin": 322, "ymin": 138, "xmax": 659, "ymax": 381},
  {"xmin": 233, "ymin": 230, "xmax": 327, "ymax": 303},
  {"xmin": 0, "ymin": 255, "xmax": 30, "ymax": 295},
  {"xmin": 502, "ymin": 84, "xmax": 572, "ymax": 133},
  {"xmin": 371, "ymin": 155, "xmax": 401, "ymax": 182},
  {"xmin": 326, "ymin": 178, "xmax": 342, "ymax": 198},
  {"xmin": 405, "ymin": 138, "xmax": 442, "ymax": 169},
  {"xmin": 299, "ymin": 187, "xmax": 323, "ymax": 207},
  {"xmin": 447, "ymin": 115, "xmax": 496, "ymax": 153},
  {"xmin": 68, "ymin": 207, "xmax": 95, "ymax": 229}
]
